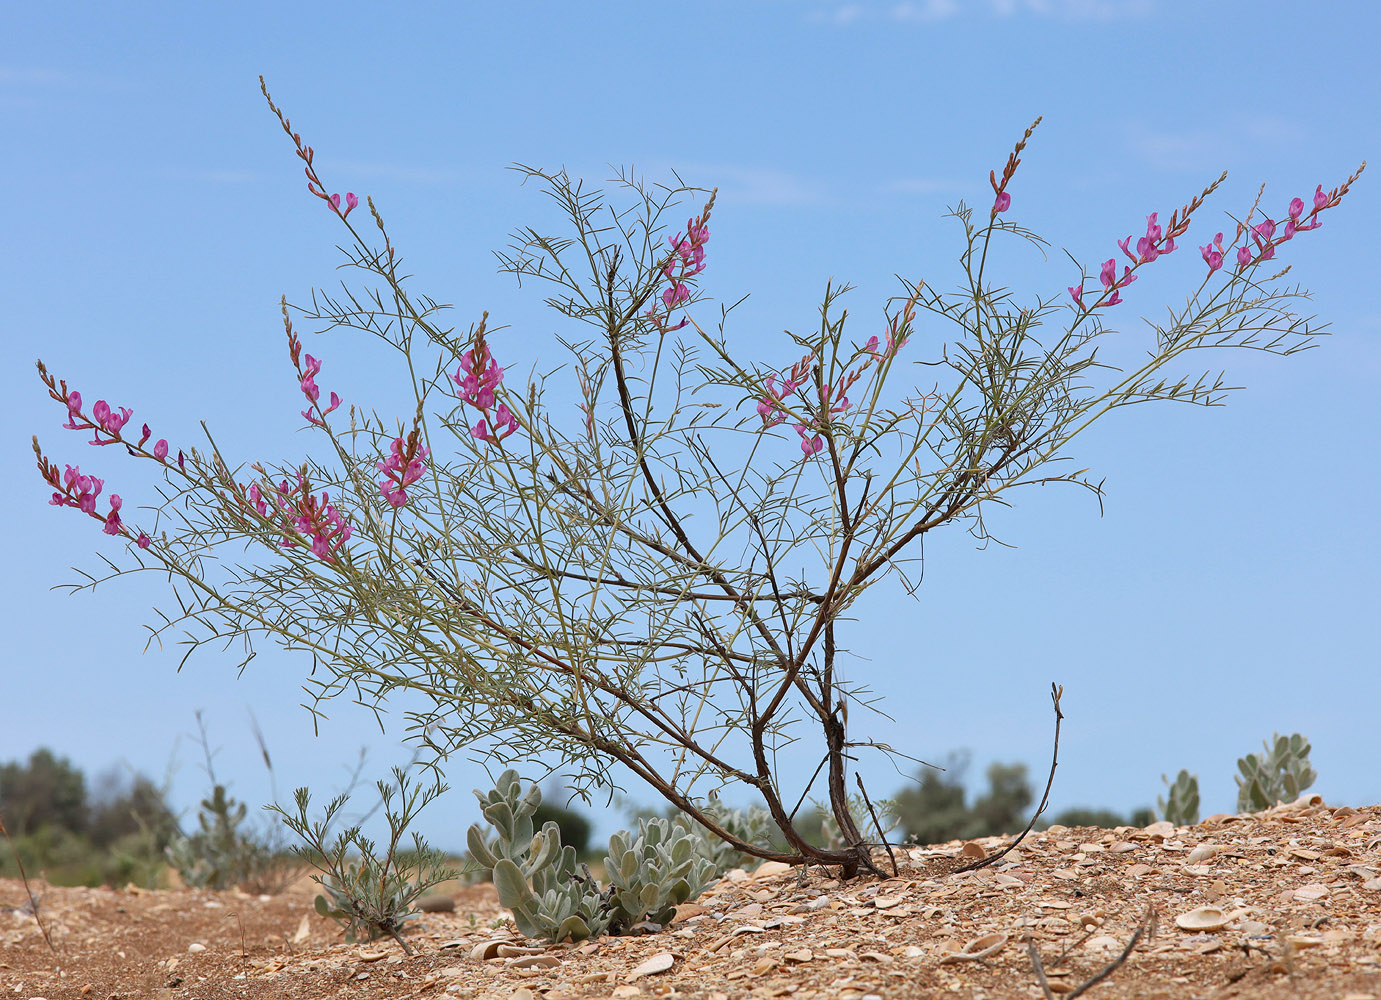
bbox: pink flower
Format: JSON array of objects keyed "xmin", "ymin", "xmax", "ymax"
[
  {"xmin": 662, "ymin": 282, "xmax": 690, "ymax": 309},
  {"xmin": 153, "ymin": 439, "xmax": 169, "ymax": 462},
  {"xmin": 1313, "ymin": 184, "xmax": 1328, "ymax": 212},
  {"xmin": 796, "ymin": 424, "xmax": 824, "ymax": 457},
  {"xmin": 1199, "ymin": 232, "xmax": 1225, "ymax": 273},
  {"xmin": 472, "ymin": 419, "xmax": 489, "ymax": 441},
  {"xmin": 300, "ymin": 355, "xmax": 322, "ymax": 402},
  {"xmin": 992, "ymin": 191, "xmax": 1011, "ymax": 215},
  {"xmin": 102, "ymin": 494, "xmax": 123, "ymax": 535},
  {"xmin": 87, "ymin": 399, "xmax": 133, "ymax": 444},
  {"xmin": 62, "ymin": 391, "xmax": 85, "ymax": 430},
  {"xmin": 1250, "ymin": 219, "xmax": 1277, "ymax": 261},
  {"xmin": 1236, "ymin": 245, "xmax": 1253, "ymax": 269},
  {"xmin": 137, "ymin": 532, "xmax": 151, "ymax": 549},
  {"xmin": 1068, "ymin": 284, "xmax": 1085, "ymax": 309},
  {"xmin": 1288, "ymin": 197, "xmax": 1306, "ymax": 221},
  {"xmin": 1098, "ymin": 259, "xmax": 1135, "ymax": 307},
  {"xmin": 328, "ymin": 193, "xmax": 359, "ymax": 219}
]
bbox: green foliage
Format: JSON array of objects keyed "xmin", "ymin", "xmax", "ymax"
[
  {"xmin": 891, "ymin": 755, "xmax": 1034, "ymax": 845},
  {"xmin": 0, "ymin": 749, "xmax": 88, "ymax": 837},
  {"xmin": 604, "ymin": 818, "xmax": 718, "ymax": 932},
  {"xmin": 0, "ymin": 752, "xmax": 176, "ymax": 888},
  {"xmin": 469, "ymin": 772, "xmax": 741, "ymax": 944},
  {"xmin": 88, "ymin": 770, "xmax": 179, "ymax": 851},
  {"xmin": 1236, "ymin": 733, "xmax": 1317, "ymax": 813},
  {"xmin": 1048, "ymin": 807, "xmax": 1127, "ymax": 829},
  {"xmin": 1158, "ymin": 769, "xmax": 1200, "ymax": 827},
  {"xmin": 271, "ymin": 768, "xmax": 466, "ymax": 955}
]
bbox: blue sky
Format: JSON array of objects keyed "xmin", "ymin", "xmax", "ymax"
[{"xmin": 4, "ymin": 1, "xmax": 1377, "ymax": 852}]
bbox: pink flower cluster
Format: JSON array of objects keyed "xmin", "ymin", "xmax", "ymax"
[
  {"xmin": 756, "ymin": 356, "xmax": 813, "ymax": 430},
  {"xmin": 39, "ymin": 459, "xmax": 147, "ymax": 544},
  {"xmin": 298, "ymin": 353, "xmax": 342, "ymax": 425},
  {"xmin": 1070, "ymin": 211, "xmax": 1185, "ymax": 311},
  {"xmin": 755, "ymin": 360, "xmax": 851, "ymax": 457},
  {"xmin": 36, "ymin": 362, "xmax": 182, "ymax": 548},
  {"xmin": 646, "ymin": 210, "xmax": 712, "ymax": 332},
  {"xmin": 282, "ymin": 117, "xmax": 359, "ymax": 221},
  {"xmin": 250, "ymin": 472, "xmax": 354, "ymax": 562},
  {"xmin": 377, "ymin": 432, "xmax": 430, "ymax": 508},
  {"xmin": 57, "ymin": 389, "xmax": 175, "ymax": 462},
  {"xmin": 864, "ymin": 305, "xmax": 913, "ymax": 362},
  {"xmin": 284, "ymin": 314, "xmax": 342, "ymax": 426},
  {"xmin": 1207, "ymin": 185, "xmax": 1333, "ymax": 274},
  {"xmin": 452, "ymin": 332, "xmax": 519, "ymax": 443},
  {"xmin": 757, "ymin": 295, "xmax": 918, "ymax": 459}
]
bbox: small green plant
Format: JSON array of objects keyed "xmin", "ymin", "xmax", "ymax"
[
  {"xmin": 1236, "ymin": 733, "xmax": 1317, "ymax": 813},
  {"xmin": 270, "ymin": 768, "xmax": 466, "ymax": 954},
  {"xmin": 165, "ymin": 784, "xmax": 276, "ymax": 889},
  {"xmin": 604, "ymin": 818, "xmax": 718, "ymax": 932},
  {"xmin": 467, "ymin": 769, "xmax": 610, "ymax": 942},
  {"xmin": 1158, "ymin": 770, "xmax": 1200, "ymax": 826},
  {"xmin": 164, "ymin": 713, "xmax": 296, "ymax": 893},
  {"xmin": 467, "ymin": 771, "xmax": 750, "ymax": 943}
]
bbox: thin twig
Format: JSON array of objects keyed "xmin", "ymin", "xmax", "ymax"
[
  {"xmin": 956, "ymin": 682, "xmax": 1063, "ymax": 873},
  {"xmin": 1064, "ymin": 906, "xmax": 1156, "ymax": 999},
  {"xmin": 854, "ymin": 773, "xmax": 898, "ymax": 877},
  {"xmin": 0, "ymin": 812, "xmax": 57, "ymax": 953},
  {"xmin": 1027, "ymin": 938, "xmax": 1057, "ymax": 1000}
]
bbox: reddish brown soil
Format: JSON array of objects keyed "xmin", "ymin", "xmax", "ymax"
[{"xmin": 3, "ymin": 797, "xmax": 1379, "ymax": 1000}]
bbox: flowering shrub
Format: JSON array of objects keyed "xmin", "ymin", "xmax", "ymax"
[{"xmin": 32, "ymin": 83, "xmax": 1364, "ymax": 878}]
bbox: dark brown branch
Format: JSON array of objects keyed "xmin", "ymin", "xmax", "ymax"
[
  {"xmin": 412, "ymin": 558, "xmax": 757, "ymax": 789},
  {"xmin": 855, "ymin": 772, "xmax": 897, "ymax": 877},
  {"xmin": 956, "ymin": 682, "xmax": 1063, "ymax": 873}
]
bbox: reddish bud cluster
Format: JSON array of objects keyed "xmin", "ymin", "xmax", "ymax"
[{"xmin": 989, "ymin": 116, "xmax": 1041, "ymax": 219}]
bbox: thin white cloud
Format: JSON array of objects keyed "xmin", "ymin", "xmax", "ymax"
[
  {"xmin": 807, "ymin": 0, "xmax": 1151, "ymax": 23},
  {"xmin": 154, "ymin": 167, "xmax": 266, "ymax": 184},
  {"xmin": 671, "ymin": 163, "xmax": 826, "ymax": 207},
  {"xmin": 890, "ymin": 0, "xmax": 961, "ymax": 21},
  {"xmin": 1125, "ymin": 116, "xmax": 1297, "ymax": 173},
  {"xmin": 879, "ymin": 176, "xmax": 965, "ymax": 195},
  {"xmin": 0, "ymin": 67, "xmax": 75, "ymax": 85},
  {"xmin": 330, "ymin": 160, "xmax": 473, "ymax": 184}
]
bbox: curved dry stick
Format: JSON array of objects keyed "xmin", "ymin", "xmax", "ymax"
[
  {"xmin": 1027, "ymin": 906, "xmax": 1154, "ymax": 1000},
  {"xmin": 956, "ymin": 682, "xmax": 1063, "ymax": 873},
  {"xmin": 0, "ymin": 813, "xmax": 57, "ymax": 953}
]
